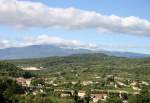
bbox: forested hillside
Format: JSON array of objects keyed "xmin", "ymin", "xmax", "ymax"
[
  {"xmin": 7, "ymin": 53, "xmax": 150, "ymax": 80},
  {"xmin": 0, "ymin": 61, "xmax": 35, "ymax": 78},
  {"xmin": 1, "ymin": 53, "xmax": 150, "ymax": 103}
]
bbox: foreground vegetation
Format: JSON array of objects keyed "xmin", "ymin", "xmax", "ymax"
[
  {"xmin": 1, "ymin": 53, "xmax": 150, "ymax": 103},
  {"xmin": 0, "ymin": 77, "xmax": 150, "ymax": 103}
]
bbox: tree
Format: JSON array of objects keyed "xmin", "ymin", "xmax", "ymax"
[
  {"xmin": 31, "ymin": 78, "xmax": 45, "ymax": 86},
  {"xmin": 128, "ymin": 95, "xmax": 138, "ymax": 103},
  {"xmin": 105, "ymin": 95, "xmax": 123, "ymax": 103},
  {"xmin": 0, "ymin": 77, "xmax": 24, "ymax": 103},
  {"xmin": 74, "ymin": 80, "xmax": 82, "ymax": 90},
  {"xmin": 137, "ymin": 86, "xmax": 150, "ymax": 103},
  {"xmin": 128, "ymin": 86, "xmax": 150, "ymax": 103},
  {"xmin": 73, "ymin": 90, "xmax": 79, "ymax": 103},
  {"xmin": 22, "ymin": 71, "xmax": 35, "ymax": 79},
  {"xmin": 84, "ymin": 89, "xmax": 91, "ymax": 103}
]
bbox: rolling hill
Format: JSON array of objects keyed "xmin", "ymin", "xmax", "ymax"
[{"xmin": 7, "ymin": 53, "xmax": 150, "ymax": 81}]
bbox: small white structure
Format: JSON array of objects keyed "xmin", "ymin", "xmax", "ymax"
[
  {"xmin": 78, "ymin": 91, "xmax": 86, "ymax": 98},
  {"xmin": 61, "ymin": 93, "xmax": 71, "ymax": 97},
  {"xmin": 95, "ymin": 76, "xmax": 101, "ymax": 79},
  {"xmin": 71, "ymin": 82, "xmax": 77, "ymax": 85},
  {"xmin": 22, "ymin": 67, "xmax": 41, "ymax": 71},
  {"xmin": 82, "ymin": 81, "xmax": 93, "ymax": 86},
  {"xmin": 132, "ymin": 86, "xmax": 141, "ymax": 91},
  {"xmin": 142, "ymin": 81, "xmax": 149, "ymax": 86},
  {"xmin": 26, "ymin": 79, "xmax": 32, "ymax": 87},
  {"xmin": 53, "ymin": 83, "xmax": 58, "ymax": 86},
  {"xmin": 130, "ymin": 81, "xmax": 137, "ymax": 86},
  {"xmin": 117, "ymin": 82, "xmax": 127, "ymax": 87}
]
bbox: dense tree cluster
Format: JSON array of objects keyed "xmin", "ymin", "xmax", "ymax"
[
  {"xmin": 31, "ymin": 78, "xmax": 45, "ymax": 86},
  {"xmin": 128, "ymin": 86, "xmax": 150, "ymax": 103},
  {"xmin": 0, "ymin": 77, "xmax": 24, "ymax": 103},
  {"xmin": 0, "ymin": 78, "xmax": 73, "ymax": 103},
  {"xmin": 0, "ymin": 61, "xmax": 35, "ymax": 78}
]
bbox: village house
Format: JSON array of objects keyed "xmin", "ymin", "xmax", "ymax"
[
  {"xmin": 91, "ymin": 93, "xmax": 107, "ymax": 102},
  {"xmin": 130, "ymin": 81, "xmax": 138, "ymax": 86},
  {"xmin": 16, "ymin": 77, "xmax": 26, "ymax": 86},
  {"xmin": 116, "ymin": 81, "xmax": 127, "ymax": 88},
  {"xmin": 26, "ymin": 79, "xmax": 32, "ymax": 87},
  {"xmin": 33, "ymin": 90, "xmax": 38, "ymax": 95},
  {"xmin": 71, "ymin": 81, "xmax": 77, "ymax": 85},
  {"xmin": 78, "ymin": 91, "xmax": 86, "ymax": 98},
  {"xmin": 95, "ymin": 76, "xmax": 101, "ymax": 79},
  {"xmin": 61, "ymin": 93, "xmax": 70, "ymax": 97},
  {"xmin": 141, "ymin": 81, "xmax": 149, "ymax": 86},
  {"xmin": 132, "ymin": 86, "xmax": 141, "ymax": 91},
  {"xmin": 53, "ymin": 83, "xmax": 58, "ymax": 86},
  {"xmin": 82, "ymin": 81, "xmax": 93, "ymax": 86},
  {"xmin": 61, "ymin": 91, "xmax": 72, "ymax": 97},
  {"xmin": 16, "ymin": 77, "xmax": 31, "ymax": 87}
]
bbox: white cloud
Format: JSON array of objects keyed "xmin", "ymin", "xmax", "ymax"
[
  {"xmin": 0, "ymin": 40, "xmax": 10, "ymax": 49},
  {"xmin": 0, "ymin": 0, "xmax": 150, "ymax": 36},
  {"xmin": 24, "ymin": 34, "xmax": 82, "ymax": 48},
  {"xmin": 24, "ymin": 34, "xmax": 150, "ymax": 51},
  {"xmin": 1, "ymin": 35, "xmax": 150, "ymax": 52}
]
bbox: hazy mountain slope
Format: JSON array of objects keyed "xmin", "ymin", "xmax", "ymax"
[
  {"xmin": 0, "ymin": 45, "xmax": 149, "ymax": 60},
  {"xmin": 0, "ymin": 45, "xmax": 92, "ymax": 60},
  {"xmin": 101, "ymin": 51, "xmax": 150, "ymax": 58}
]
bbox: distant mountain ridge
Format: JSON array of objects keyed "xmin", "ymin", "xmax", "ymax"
[
  {"xmin": 0, "ymin": 45, "xmax": 149, "ymax": 60},
  {"xmin": 0, "ymin": 45, "xmax": 92, "ymax": 60},
  {"xmin": 100, "ymin": 51, "xmax": 150, "ymax": 58}
]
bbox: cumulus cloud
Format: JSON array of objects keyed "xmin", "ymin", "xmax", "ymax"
[
  {"xmin": 0, "ymin": 0, "xmax": 150, "ymax": 35},
  {"xmin": 24, "ymin": 34, "xmax": 106, "ymax": 50},
  {"xmin": 24, "ymin": 34, "xmax": 82, "ymax": 48},
  {"xmin": 24, "ymin": 34, "xmax": 150, "ymax": 51},
  {"xmin": 0, "ymin": 35, "xmax": 90, "ymax": 49}
]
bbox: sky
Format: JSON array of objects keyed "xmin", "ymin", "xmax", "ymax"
[{"xmin": 0, "ymin": 0, "xmax": 150, "ymax": 54}]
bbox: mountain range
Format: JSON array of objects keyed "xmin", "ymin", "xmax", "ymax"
[{"xmin": 0, "ymin": 45, "xmax": 149, "ymax": 60}]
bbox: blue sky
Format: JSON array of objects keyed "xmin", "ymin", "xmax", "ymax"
[
  {"xmin": 0, "ymin": 0, "xmax": 150, "ymax": 54},
  {"xmin": 34, "ymin": 0, "xmax": 150, "ymax": 19}
]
